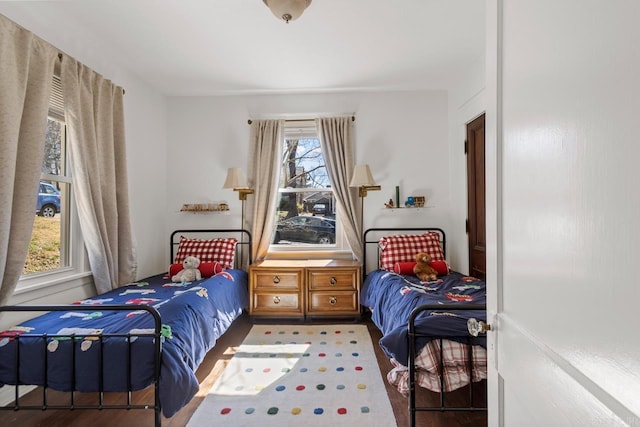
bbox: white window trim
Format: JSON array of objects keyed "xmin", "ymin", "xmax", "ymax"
[
  {"xmin": 17, "ymin": 186, "xmax": 90, "ymax": 292},
  {"xmin": 267, "ymin": 123, "xmax": 351, "ymax": 258},
  {"xmin": 16, "ymin": 91, "xmax": 91, "ymax": 293}
]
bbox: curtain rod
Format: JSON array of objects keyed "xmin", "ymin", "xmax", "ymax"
[
  {"xmin": 247, "ymin": 116, "xmax": 355, "ymax": 125},
  {"xmin": 56, "ymin": 53, "xmax": 126, "ymax": 95}
]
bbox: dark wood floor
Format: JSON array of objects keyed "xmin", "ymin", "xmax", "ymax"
[{"xmin": 3, "ymin": 313, "xmax": 487, "ymax": 427}]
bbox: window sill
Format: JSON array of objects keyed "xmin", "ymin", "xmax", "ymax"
[
  {"xmin": 12, "ymin": 271, "xmax": 93, "ymax": 303},
  {"xmin": 265, "ymin": 249, "xmax": 355, "ymax": 261}
]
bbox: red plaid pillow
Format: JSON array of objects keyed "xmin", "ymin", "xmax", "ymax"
[
  {"xmin": 174, "ymin": 236, "xmax": 237, "ymax": 269},
  {"xmin": 379, "ymin": 232, "xmax": 444, "ymax": 271}
]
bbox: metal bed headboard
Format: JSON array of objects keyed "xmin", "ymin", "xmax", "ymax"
[
  {"xmin": 170, "ymin": 229, "xmax": 252, "ymax": 270},
  {"xmin": 363, "ymin": 227, "xmax": 446, "ymax": 275}
]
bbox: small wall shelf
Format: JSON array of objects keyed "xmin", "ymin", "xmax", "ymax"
[
  {"xmin": 382, "ymin": 206, "xmax": 435, "ymax": 212},
  {"xmin": 180, "ymin": 203, "xmax": 229, "ymax": 213}
]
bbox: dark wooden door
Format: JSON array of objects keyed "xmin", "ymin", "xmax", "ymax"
[{"xmin": 466, "ymin": 114, "xmax": 486, "ymax": 280}]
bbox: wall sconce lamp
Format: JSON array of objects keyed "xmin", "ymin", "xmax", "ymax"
[
  {"xmin": 223, "ymin": 168, "xmax": 254, "ymax": 201},
  {"xmin": 223, "ymin": 167, "xmax": 254, "ymax": 267},
  {"xmin": 349, "ymin": 164, "xmax": 381, "ymax": 235},
  {"xmin": 223, "ymin": 167, "xmax": 254, "ymax": 227}
]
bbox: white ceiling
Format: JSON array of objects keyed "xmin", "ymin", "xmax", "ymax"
[{"xmin": 3, "ymin": 0, "xmax": 485, "ymax": 96}]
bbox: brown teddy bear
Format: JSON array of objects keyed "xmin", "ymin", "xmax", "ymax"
[{"xmin": 413, "ymin": 252, "xmax": 438, "ymax": 282}]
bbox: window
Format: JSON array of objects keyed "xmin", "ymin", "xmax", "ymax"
[
  {"xmin": 270, "ymin": 122, "xmax": 345, "ymax": 253},
  {"xmin": 23, "ymin": 116, "xmax": 69, "ymax": 275},
  {"xmin": 18, "ymin": 75, "xmax": 86, "ymax": 290}
]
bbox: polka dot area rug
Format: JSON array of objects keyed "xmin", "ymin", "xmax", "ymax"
[{"xmin": 187, "ymin": 324, "xmax": 397, "ymax": 427}]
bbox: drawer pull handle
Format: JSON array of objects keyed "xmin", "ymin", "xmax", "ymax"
[
  {"xmin": 273, "ymin": 275, "xmax": 280, "ymax": 284},
  {"xmin": 330, "ymin": 276, "xmax": 337, "ymax": 286},
  {"xmin": 329, "ymin": 296, "xmax": 337, "ymax": 305},
  {"xmin": 273, "ymin": 296, "xmax": 281, "ymax": 304}
]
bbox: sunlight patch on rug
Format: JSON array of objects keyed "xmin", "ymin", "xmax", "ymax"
[{"xmin": 188, "ymin": 324, "xmax": 397, "ymax": 427}]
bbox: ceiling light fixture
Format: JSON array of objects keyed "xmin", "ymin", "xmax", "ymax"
[{"xmin": 263, "ymin": 0, "xmax": 312, "ymax": 24}]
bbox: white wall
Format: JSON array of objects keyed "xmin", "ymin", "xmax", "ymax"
[
  {"xmin": 0, "ymin": 3, "xmax": 466, "ymax": 293},
  {"xmin": 166, "ymin": 91, "xmax": 453, "ymax": 263},
  {"xmin": 493, "ymin": 0, "xmax": 640, "ymax": 425}
]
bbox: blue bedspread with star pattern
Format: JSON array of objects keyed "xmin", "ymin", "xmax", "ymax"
[
  {"xmin": 0, "ymin": 270, "xmax": 248, "ymax": 417},
  {"xmin": 361, "ymin": 269, "xmax": 486, "ymax": 364}
]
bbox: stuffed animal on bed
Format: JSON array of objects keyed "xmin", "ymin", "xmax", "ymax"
[
  {"xmin": 171, "ymin": 255, "xmax": 202, "ymax": 283},
  {"xmin": 413, "ymin": 252, "xmax": 438, "ymax": 282}
]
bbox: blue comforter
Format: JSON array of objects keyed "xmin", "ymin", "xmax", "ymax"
[
  {"xmin": 361, "ymin": 269, "xmax": 486, "ymax": 364},
  {"xmin": 0, "ymin": 270, "xmax": 248, "ymax": 417}
]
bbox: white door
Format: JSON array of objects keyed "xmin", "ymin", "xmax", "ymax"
[{"xmin": 486, "ymin": 1, "xmax": 640, "ymax": 425}]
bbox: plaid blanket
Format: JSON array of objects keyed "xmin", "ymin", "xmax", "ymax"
[{"xmin": 387, "ymin": 338, "xmax": 487, "ymax": 395}]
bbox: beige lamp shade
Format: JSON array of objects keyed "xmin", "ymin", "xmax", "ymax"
[
  {"xmin": 350, "ymin": 164, "xmax": 377, "ymax": 187},
  {"xmin": 223, "ymin": 167, "xmax": 248, "ymax": 189}
]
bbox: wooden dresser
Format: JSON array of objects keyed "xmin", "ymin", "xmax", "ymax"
[{"xmin": 249, "ymin": 259, "xmax": 362, "ymax": 320}]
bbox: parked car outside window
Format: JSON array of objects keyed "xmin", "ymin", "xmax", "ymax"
[
  {"xmin": 312, "ymin": 203, "xmax": 327, "ymax": 215},
  {"xmin": 36, "ymin": 181, "xmax": 61, "ymax": 217},
  {"xmin": 273, "ymin": 216, "xmax": 335, "ymax": 245}
]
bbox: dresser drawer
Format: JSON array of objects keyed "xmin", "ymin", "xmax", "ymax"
[
  {"xmin": 251, "ymin": 292, "xmax": 303, "ymax": 315},
  {"xmin": 307, "ymin": 290, "xmax": 359, "ymax": 314},
  {"xmin": 251, "ymin": 269, "xmax": 302, "ymax": 290},
  {"xmin": 307, "ymin": 269, "xmax": 358, "ymax": 290}
]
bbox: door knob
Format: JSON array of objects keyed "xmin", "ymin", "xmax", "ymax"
[{"xmin": 467, "ymin": 318, "xmax": 492, "ymax": 337}]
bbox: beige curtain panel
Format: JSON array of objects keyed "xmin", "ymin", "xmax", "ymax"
[
  {"xmin": 247, "ymin": 119, "xmax": 283, "ymax": 261},
  {"xmin": 0, "ymin": 15, "xmax": 58, "ymax": 306},
  {"xmin": 316, "ymin": 116, "xmax": 362, "ymax": 261},
  {"xmin": 62, "ymin": 57, "xmax": 137, "ymax": 294}
]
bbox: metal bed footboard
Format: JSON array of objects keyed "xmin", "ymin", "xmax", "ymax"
[
  {"xmin": 0, "ymin": 304, "xmax": 162, "ymax": 427},
  {"xmin": 408, "ymin": 303, "xmax": 487, "ymax": 427}
]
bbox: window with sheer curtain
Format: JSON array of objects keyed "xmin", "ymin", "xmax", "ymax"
[
  {"xmin": 21, "ymin": 76, "xmax": 78, "ymax": 281},
  {"xmin": 248, "ymin": 116, "xmax": 361, "ymax": 262},
  {"xmin": 270, "ymin": 122, "xmax": 347, "ymax": 252}
]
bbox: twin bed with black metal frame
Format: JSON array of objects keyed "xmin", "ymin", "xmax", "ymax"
[
  {"xmin": 362, "ymin": 227, "xmax": 488, "ymax": 427},
  {"xmin": 0, "ymin": 229, "xmax": 251, "ymax": 426}
]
